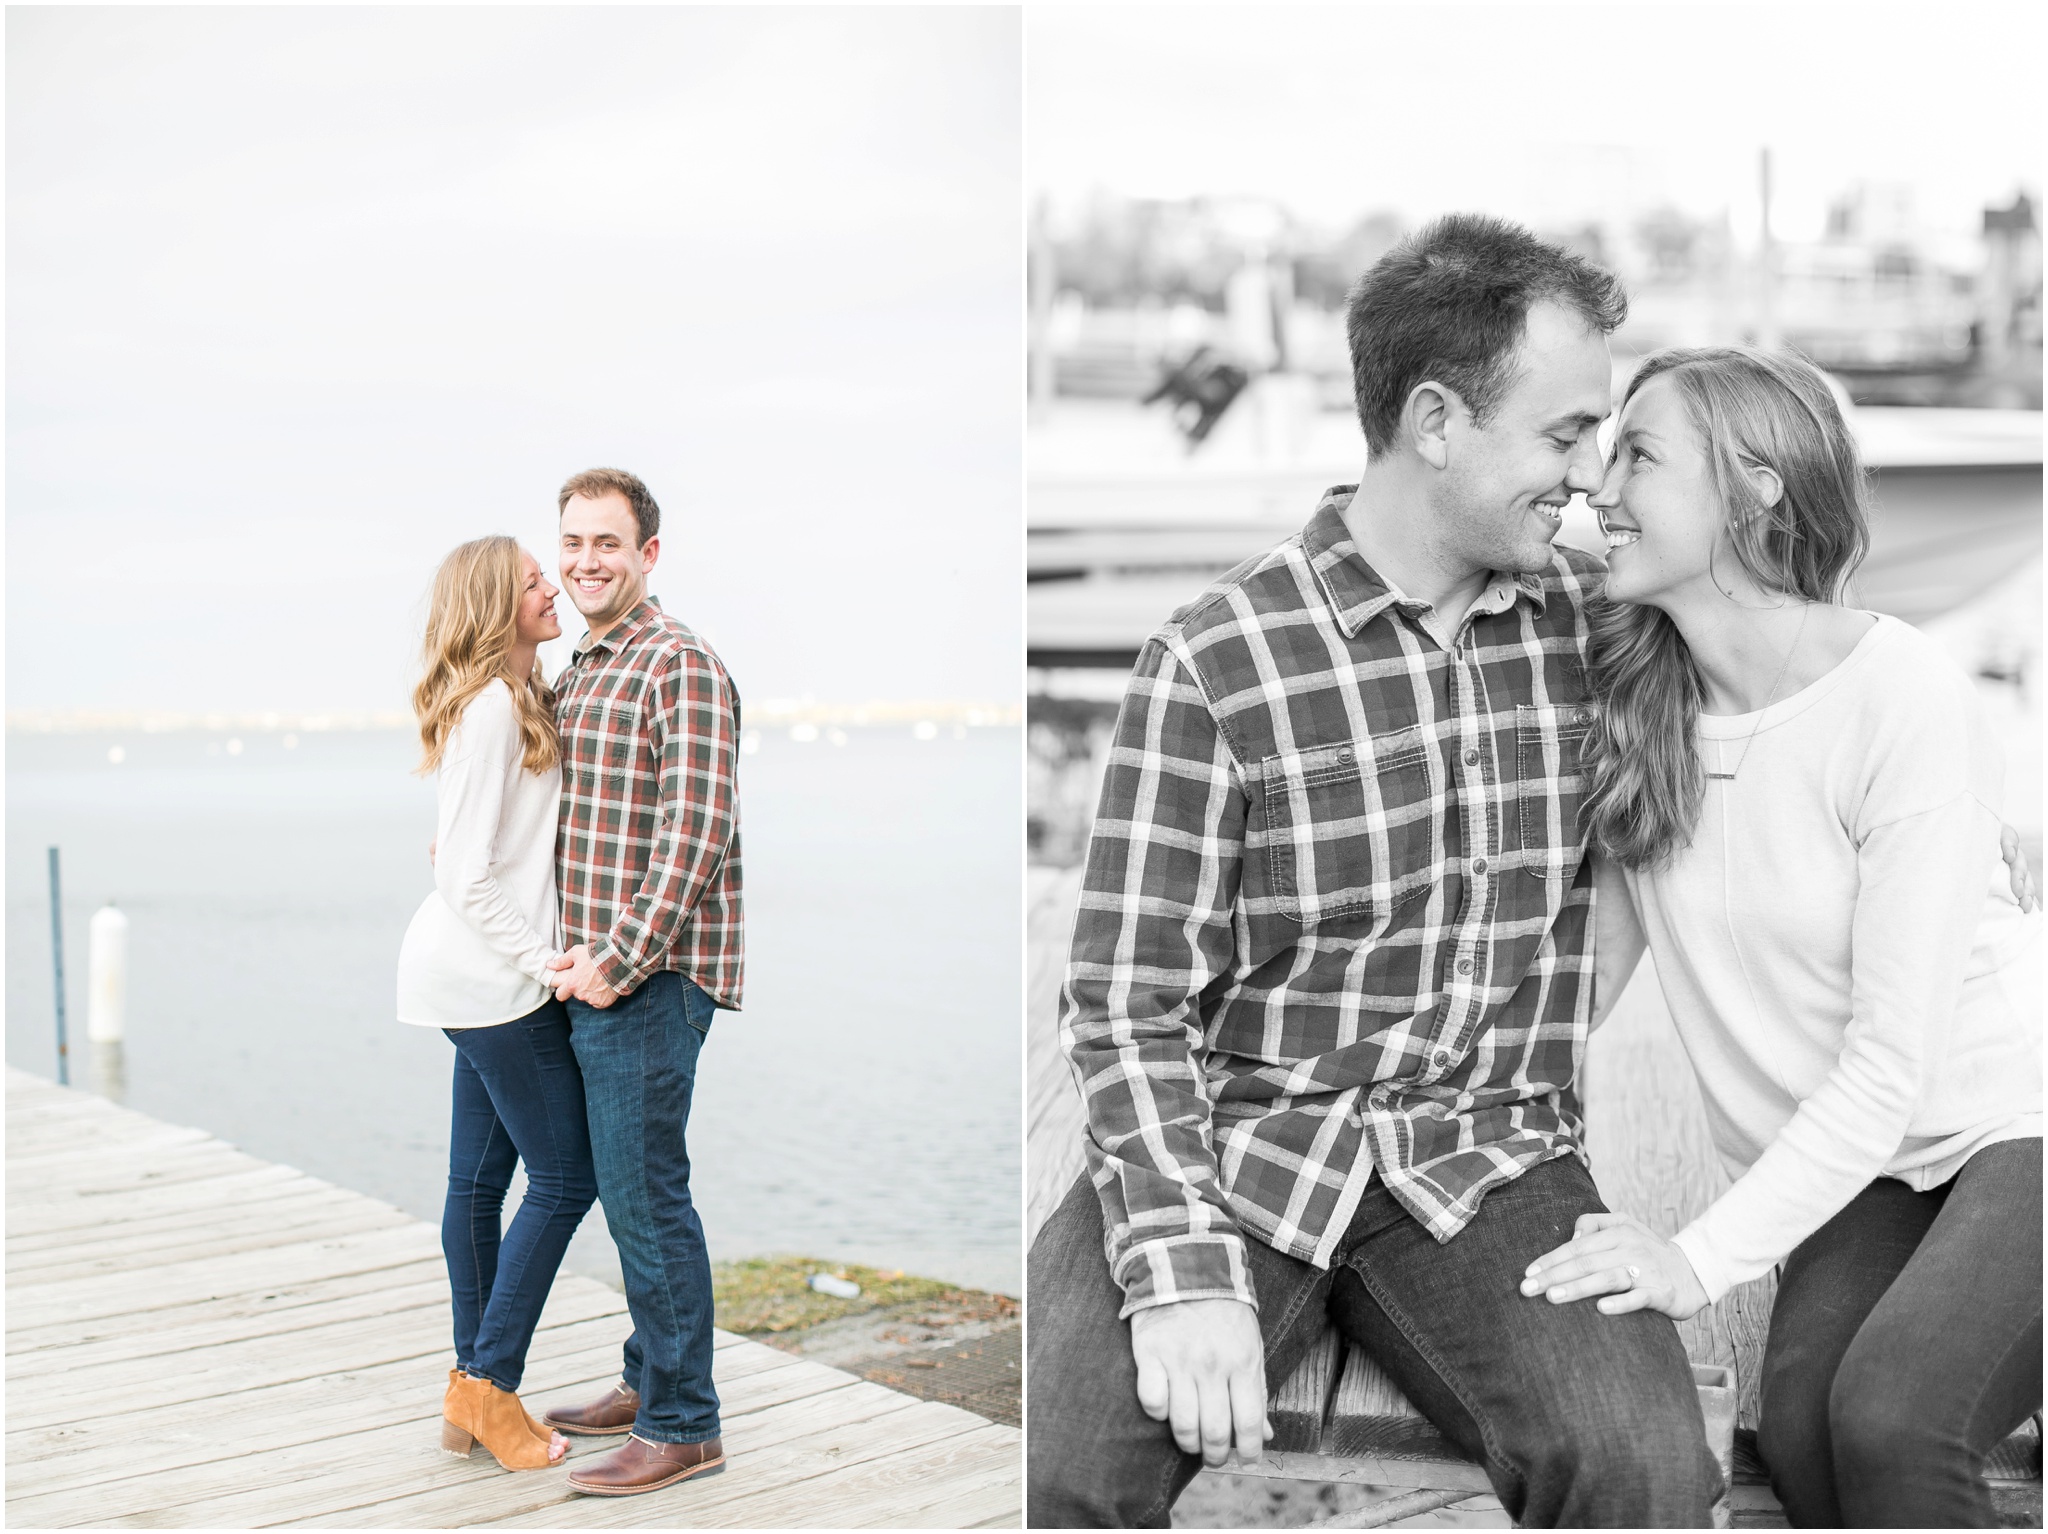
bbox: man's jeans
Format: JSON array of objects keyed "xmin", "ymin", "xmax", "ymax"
[
  {"xmin": 1028, "ymin": 1155, "xmax": 1720, "ymax": 1528},
  {"xmin": 443, "ymin": 999, "xmax": 598, "ymax": 1393},
  {"xmin": 568, "ymin": 972, "xmax": 721, "ymax": 1445},
  {"xmin": 1758, "ymin": 1136, "xmax": 2042, "ymax": 1528}
]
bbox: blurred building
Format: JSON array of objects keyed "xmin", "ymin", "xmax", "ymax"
[
  {"xmin": 1977, "ymin": 192, "xmax": 2043, "ymax": 407},
  {"xmin": 1032, "ymin": 179, "xmax": 2044, "ymax": 419},
  {"xmin": 1773, "ymin": 181, "xmax": 1973, "ymax": 379}
]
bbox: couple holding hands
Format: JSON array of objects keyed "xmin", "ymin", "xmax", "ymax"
[{"xmin": 395, "ymin": 468, "xmax": 740, "ymax": 1499}]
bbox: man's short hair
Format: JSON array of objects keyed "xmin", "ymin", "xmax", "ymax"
[
  {"xmin": 558, "ymin": 468, "xmax": 660, "ymax": 547},
  {"xmin": 1346, "ymin": 214, "xmax": 1628, "ymax": 457}
]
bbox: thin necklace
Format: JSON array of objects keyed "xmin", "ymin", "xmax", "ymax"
[{"xmin": 1705, "ymin": 602, "xmax": 1812, "ymax": 782}]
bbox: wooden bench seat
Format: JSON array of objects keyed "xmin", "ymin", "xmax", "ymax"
[
  {"xmin": 1253, "ymin": 1321, "xmax": 2040, "ymax": 1497},
  {"xmin": 1248, "ymin": 1329, "xmax": 1732, "ymax": 1516}
]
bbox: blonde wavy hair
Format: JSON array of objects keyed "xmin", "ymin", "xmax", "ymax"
[
  {"xmin": 413, "ymin": 536, "xmax": 560, "ymax": 776},
  {"xmin": 1583, "ymin": 347, "xmax": 1870, "ymax": 867}
]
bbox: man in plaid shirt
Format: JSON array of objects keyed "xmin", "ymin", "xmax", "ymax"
[
  {"xmin": 1029, "ymin": 219, "xmax": 1721, "ymax": 1528},
  {"xmin": 532, "ymin": 468, "xmax": 741, "ymax": 1498}
]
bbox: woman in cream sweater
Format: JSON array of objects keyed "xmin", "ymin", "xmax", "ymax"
[
  {"xmin": 1522, "ymin": 348, "xmax": 2040, "ymax": 1527},
  {"xmin": 397, "ymin": 536, "xmax": 593, "ymax": 1472}
]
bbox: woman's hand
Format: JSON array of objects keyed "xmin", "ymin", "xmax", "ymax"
[
  {"xmin": 1521, "ymin": 1212, "xmax": 1710, "ymax": 1321},
  {"xmin": 550, "ymin": 945, "xmax": 618, "ymax": 1008},
  {"xmin": 2000, "ymin": 824, "xmax": 2037, "ymax": 913}
]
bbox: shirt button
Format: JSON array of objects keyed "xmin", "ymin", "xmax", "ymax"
[
  {"xmin": 1472, "ymin": 857, "xmax": 1488, "ymax": 875},
  {"xmin": 1464, "ymin": 749, "xmax": 1480, "ymax": 766},
  {"xmin": 1434, "ymin": 1051, "xmax": 1451, "ymax": 1067},
  {"xmin": 1576, "ymin": 707, "xmax": 1595, "ymax": 726},
  {"xmin": 1457, "ymin": 958, "xmax": 1474, "ymax": 975},
  {"xmin": 1336, "ymin": 747, "xmax": 1355, "ymax": 764}
]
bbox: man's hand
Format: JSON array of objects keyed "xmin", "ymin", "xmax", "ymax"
[
  {"xmin": 1522, "ymin": 1212, "xmax": 1709, "ymax": 1322},
  {"xmin": 2000, "ymin": 824, "xmax": 2037, "ymax": 913},
  {"xmin": 550, "ymin": 945, "xmax": 619, "ymax": 1008},
  {"xmin": 1128, "ymin": 1297, "xmax": 1271, "ymax": 1468}
]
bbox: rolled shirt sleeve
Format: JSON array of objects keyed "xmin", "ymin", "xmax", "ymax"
[{"xmin": 1060, "ymin": 635, "xmax": 1257, "ymax": 1317}]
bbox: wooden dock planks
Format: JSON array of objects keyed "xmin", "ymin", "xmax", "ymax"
[{"xmin": 5, "ymin": 1068, "xmax": 1021, "ymax": 1528}]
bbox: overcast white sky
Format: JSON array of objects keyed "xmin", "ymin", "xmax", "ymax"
[
  {"xmin": 9, "ymin": 7, "xmax": 1021, "ymax": 714},
  {"xmin": 1030, "ymin": 5, "xmax": 2041, "ymax": 251}
]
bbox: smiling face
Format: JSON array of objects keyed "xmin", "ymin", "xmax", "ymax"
[
  {"xmin": 559, "ymin": 490, "xmax": 659, "ymax": 635},
  {"xmin": 1588, "ymin": 373, "xmax": 1731, "ymax": 608},
  {"xmin": 1431, "ymin": 300, "xmax": 1614, "ymax": 576},
  {"xmin": 513, "ymin": 550, "xmax": 561, "ymax": 647}
]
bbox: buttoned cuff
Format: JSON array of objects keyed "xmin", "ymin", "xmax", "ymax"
[
  {"xmin": 1670, "ymin": 1225, "xmax": 1731, "ymax": 1307},
  {"xmin": 1112, "ymin": 1233, "xmax": 1258, "ymax": 1320},
  {"xmin": 589, "ymin": 942, "xmax": 639, "ymax": 998}
]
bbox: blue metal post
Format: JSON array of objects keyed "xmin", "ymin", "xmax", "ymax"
[{"xmin": 48, "ymin": 846, "xmax": 69, "ymax": 1086}]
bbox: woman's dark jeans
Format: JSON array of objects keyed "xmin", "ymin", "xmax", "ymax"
[
  {"xmin": 1758, "ymin": 1137, "xmax": 2042, "ymax": 1528},
  {"xmin": 442, "ymin": 998, "xmax": 598, "ymax": 1393}
]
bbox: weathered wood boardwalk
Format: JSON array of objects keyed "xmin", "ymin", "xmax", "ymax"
[{"xmin": 5, "ymin": 1068, "xmax": 1020, "ymax": 1529}]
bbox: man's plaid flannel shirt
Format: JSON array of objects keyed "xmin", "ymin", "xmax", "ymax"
[
  {"xmin": 1060, "ymin": 489, "xmax": 1603, "ymax": 1317},
  {"xmin": 555, "ymin": 598, "xmax": 744, "ymax": 1009}
]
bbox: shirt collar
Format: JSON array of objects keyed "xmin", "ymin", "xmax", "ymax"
[
  {"xmin": 1302, "ymin": 486, "xmax": 1548, "ymax": 639},
  {"xmin": 573, "ymin": 596, "xmax": 661, "ymax": 660}
]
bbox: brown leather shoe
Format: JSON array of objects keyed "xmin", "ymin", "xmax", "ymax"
[
  {"xmin": 542, "ymin": 1380, "xmax": 640, "ymax": 1437},
  {"xmin": 567, "ymin": 1433, "xmax": 725, "ymax": 1496}
]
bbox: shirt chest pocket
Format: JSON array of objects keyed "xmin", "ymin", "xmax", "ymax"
[
  {"xmin": 1255, "ymin": 728, "xmax": 1437, "ymax": 926},
  {"xmin": 1515, "ymin": 702, "xmax": 1594, "ymax": 881},
  {"xmin": 565, "ymin": 700, "xmax": 644, "ymax": 791}
]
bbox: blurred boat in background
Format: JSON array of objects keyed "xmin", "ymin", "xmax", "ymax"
[
  {"xmin": 1026, "ymin": 388, "xmax": 2041, "ymax": 870},
  {"xmin": 1028, "ymin": 390, "xmax": 2042, "ymax": 667}
]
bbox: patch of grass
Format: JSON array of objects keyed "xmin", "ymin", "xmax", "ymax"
[{"xmin": 712, "ymin": 1255, "xmax": 960, "ymax": 1334}]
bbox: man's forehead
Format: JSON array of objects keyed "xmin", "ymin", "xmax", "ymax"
[
  {"xmin": 561, "ymin": 492, "xmax": 637, "ymax": 537},
  {"xmin": 1508, "ymin": 304, "xmax": 1614, "ymax": 420}
]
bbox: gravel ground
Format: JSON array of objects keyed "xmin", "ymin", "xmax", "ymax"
[{"xmin": 723, "ymin": 1263, "xmax": 1021, "ymax": 1429}]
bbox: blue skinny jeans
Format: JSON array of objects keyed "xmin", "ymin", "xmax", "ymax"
[
  {"xmin": 442, "ymin": 998, "xmax": 598, "ymax": 1392},
  {"xmin": 1757, "ymin": 1136, "xmax": 2042, "ymax": 1528}
]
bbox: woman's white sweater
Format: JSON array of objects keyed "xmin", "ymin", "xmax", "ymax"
[
  {"xmin": 396, "ymin": 679, "xmax": 564, "ymax": 1028},
  {"xmin": 1621, "ymin": 614, "xmax": 2042, "ymax": 1303}
]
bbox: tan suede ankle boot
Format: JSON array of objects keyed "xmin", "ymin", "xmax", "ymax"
[
  {"xmin": 440, "ymin": 1369, "xmax": 554, "ymax": 1470},
  {"xmin": 520, "ymin": 1402, "xmax": 562, "ymax": 1450}
]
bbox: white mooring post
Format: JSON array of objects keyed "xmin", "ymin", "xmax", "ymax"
[{"xmin": 88, "ymin": 902, "xmax": 128, "ymax": 1102}]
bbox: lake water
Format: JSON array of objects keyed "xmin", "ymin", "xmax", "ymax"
[{"xmin": 7, "ymin": 724, "xmax": 1023, "ymax": 1296}]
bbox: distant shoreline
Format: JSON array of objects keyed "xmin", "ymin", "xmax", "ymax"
[{"xmin": 8, "ymin": 701, "xmax": 1022, "ymax": 735}]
